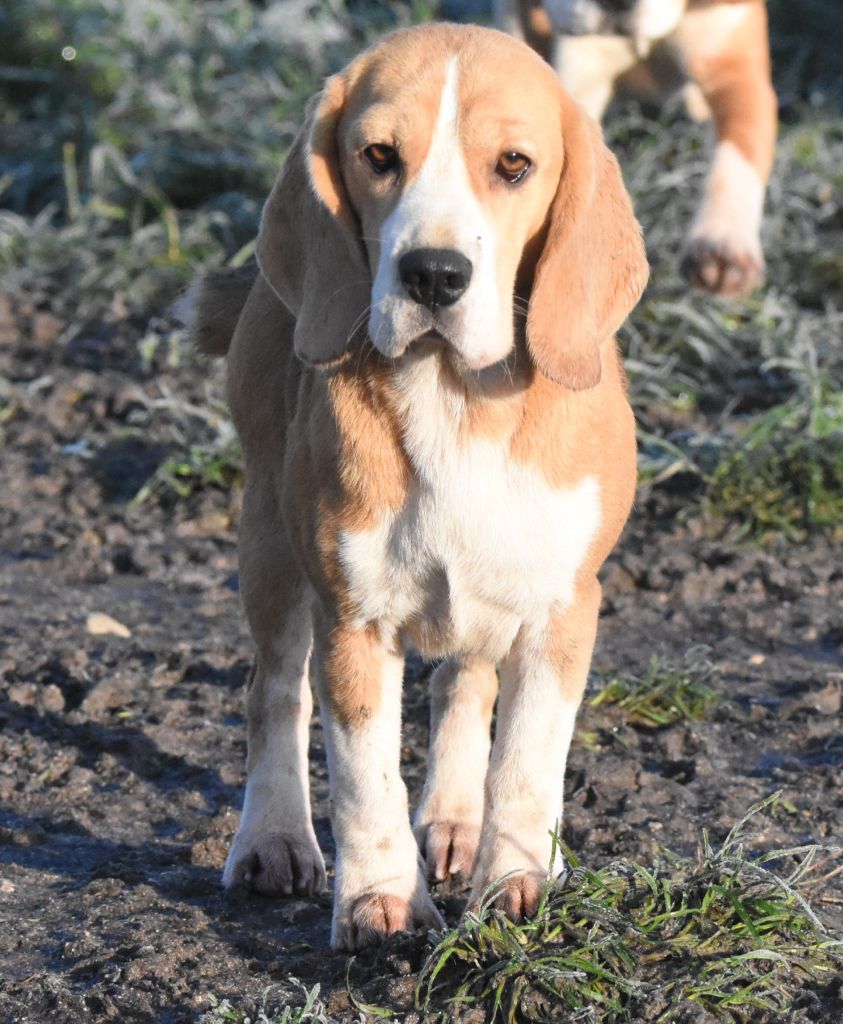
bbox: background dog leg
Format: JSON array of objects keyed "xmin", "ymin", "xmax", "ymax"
[
  {"xmin": 413, "ymin": 657, "xmax": 498, "ymax": 881},
  {"xmin": 469, "ymin": 579, "xmax": 601, "ymax": 920},
  {"xmin": 312, "ymin": 620, "xmax": 443, "ymax": 951},
  {"xmin": 223, "ymin": 488, "xmax": 325, "ymax": 896},
  {"xmin": 676, "ymin": 2, "xmax": 777, "ymax": 295}
]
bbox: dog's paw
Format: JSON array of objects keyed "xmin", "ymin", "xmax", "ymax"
[
  {"xmin": 417, "ymin": 821, "xmax": 480, "ymax": 881},
  {"xmin": 680, "ymin": 236, "xmax": 764, "ymax": 297},
  {"xmin": 223, "ymin": 830, "xmax": 326, "ymax": 897},
  {"xmin": 470, "ymin": 870, "xmax": 546, "ymax": 923},
  {"xmin": 332, "ymin": 889, "xmax": 444, "ymax": 952}
]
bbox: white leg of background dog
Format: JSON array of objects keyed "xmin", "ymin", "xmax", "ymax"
[
  {"xmin": 675, "ymin": 1, "xmax": 776, "ymax": 295},
  {"xmin": 414, "ymin": 657, "xmax": 499, "ymax": 881},
  {"xmin": 684, "ymin": 140, "xmax": 765, "ymax": 294}
]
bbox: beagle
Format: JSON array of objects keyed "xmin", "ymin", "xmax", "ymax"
[
  {"xmin": 497, "ymin": 0, "xmax": 777, "ymax": 295},
  {"xmin": 189, "ymin": 22, "xmax": 647, "ymax": 951}
]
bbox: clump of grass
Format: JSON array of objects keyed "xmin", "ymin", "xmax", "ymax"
[
  {"xmin": 200, "ymin": 982, "xmax": 333, "ymax": 1024},
  {"xmin": 589, "ymin": 648, "xmax": 718, "ymax": 728},
  {"xmin": 417, "ymin": 795, "xmax": 842, "ymax": 1023},
  {"xmin": 705, "ymin": 363, "xmax": 843, "ymax": 542},
  {"xmin": 126, "ymin": 378, "xmax": 244, "ymax": 507},
  {"xmin": 133, "ymin": 439, "xmax": 243, "ymax": 505}
]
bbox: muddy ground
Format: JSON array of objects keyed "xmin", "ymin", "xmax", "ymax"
[{"xmin": 0, "ymin": 283, "xmax": 841, "ymax": 1024}]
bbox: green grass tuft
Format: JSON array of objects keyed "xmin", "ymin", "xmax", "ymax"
[
  {"xmin": 132, "ymin": 438, "xmax": 243, "ymax": 506},
  {"xmin": 417, "ymin": 796, "xmax": 842, "ymax": 1023},
  {"xmin": 705, "ymin": 365, "xmax": 843, "ymax": 541},
  {"xmin": 589, "ymin": 648, "xmax": 718, "ymax": 728},
  {"xmin": 199, "ymin": 982, "xmax": 333, "ymax": 1024}
]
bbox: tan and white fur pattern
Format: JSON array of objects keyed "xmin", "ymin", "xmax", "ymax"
[
  {"xmin": 370, "ymin": 60, "xmax": 510, "ymax": 369},
  {"xmin": 497, "ymin": 0, "xmax": 777, "ymax": 295},
  {"xmin": 192, "ymin": 23, "xmax": 648, "ymax": 951}
]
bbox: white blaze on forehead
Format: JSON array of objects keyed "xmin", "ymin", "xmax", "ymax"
[
  {"xmin": 430, "ymin": 56, "xmax": 460, "ymax": 161},
  {"xmin": 369, "ymin": 56, "xmax": 508, "ymax": 368}
]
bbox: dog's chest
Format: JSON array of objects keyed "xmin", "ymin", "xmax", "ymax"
[{"xmin": 337, "ymin": 364, "xmax": 601, "ymax": 659}]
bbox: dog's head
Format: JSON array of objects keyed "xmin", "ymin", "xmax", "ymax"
[
  {"xmin": 543, "ymin": 0, "xmax": 686, "ymax": 41},
  {"xmin": 257, "ymin": 23, "xmax": 647, "ymax": 390}
]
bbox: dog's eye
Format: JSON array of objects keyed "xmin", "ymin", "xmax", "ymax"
[
  {"xmin": 363, "ymin": 143, "xmax": 399, "ymax": 175},
  {"xmin": 496, "ymin": 151, "xmax": 531, "ymax": 184}
]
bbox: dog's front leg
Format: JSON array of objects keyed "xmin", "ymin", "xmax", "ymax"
[
  {"xmin": 469, "ymin": 579, "xmax": 601, "ymax": 920},
  {"xmin": 312, "ymin": 618, "xmax": 443, "ymax": 951},
  {"xmin": 223, "ymin": 578, "xmax": 326, "ymax": 898},
  {"xmin": 414, "ymin": 657, "xmax": 499, "ymax": 881},
  {"xmin": 676, "ymin": 2, "xmax": 777, "ymax": 296}
]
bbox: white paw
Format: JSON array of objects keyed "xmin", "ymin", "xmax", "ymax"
[
  {"xmin": 223, "ymin": 828, "xmax": 326, "ymax": 897},
  {"xmin": 331, "ymin": 877, "xmax": 444, "ymax": 951},
  {"xmin": 468, "ymin": 869, "xmax": 547, "ymax": 923},
  {"xmin": 416, "ymin": 820, "xmax": 480, "ymax": 881},
  {"xmin": 681, "ymin": 234, "xmax": 764, "ymax": 296}
]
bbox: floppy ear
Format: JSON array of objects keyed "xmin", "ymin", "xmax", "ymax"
[
  {"xmin": 526, "ymin": 95, "xmax": 649, "ymax": 390},
  {"xmin": 256, "ymin": 76, "xmax": 370, "ymax": 366}
]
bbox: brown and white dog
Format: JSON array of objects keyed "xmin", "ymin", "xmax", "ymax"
[
  {"xmin": 190, "ymin": 23, "xmax": 648, "ymax": 951},
  {"xmin": 497, "ymin": 0, "xmax": 776, "ymax": 295}
]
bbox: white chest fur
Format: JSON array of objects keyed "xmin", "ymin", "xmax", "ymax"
[{"xmin": 337, "ymin": 356, "xmax": 601, "ymax": 660}]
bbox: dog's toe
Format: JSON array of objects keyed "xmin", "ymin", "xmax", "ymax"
[
  {"xmin": 468, "ymin": 870, "xmax": 546, "ymax": 923},
  {"xmin": 681, "ymin": 237, "xmax": 764, "ymax": 297},
  {"xmin": 493, "ymin": 871, "xmax": 545, "ymax": 922},
  {"xmin": 333, "ymin": 890, "xmax": 444, "ymax": 952},
  {"xmin": 420, "ymin": 821, "xmax": 480, "ymax": 881},
  {"xmin": 223, "ymin": 831, "xmax": 326, "ymax": 897}
]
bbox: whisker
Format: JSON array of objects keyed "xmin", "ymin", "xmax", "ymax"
[
  {"xmin": 353, "ymin": 336, "xmax": 373, "ymax": 378},
  {"xmin": 323, "ymin": 279, "xmax": 374, "ymax": 306},
  {"xmin": 345, "ymin": 304, "xmax": 373, "ymax": 348}
]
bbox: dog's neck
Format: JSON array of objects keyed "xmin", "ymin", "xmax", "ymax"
[{"xmin": 337, "ymin": 340, "xmax": 576, "ymax": 471}]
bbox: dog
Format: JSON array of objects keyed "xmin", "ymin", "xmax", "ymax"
[
  {"xmin": 496, "ymin": 0, "xmax": 776, "ymax": 296},
  {"xmin": 188, "ymin": 22, "xmax": 648, "ymax": 951}
]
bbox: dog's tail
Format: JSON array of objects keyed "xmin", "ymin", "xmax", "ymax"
[{"xmin": 172, "ymin": 263, "xmax": 258, "ymax": 358}]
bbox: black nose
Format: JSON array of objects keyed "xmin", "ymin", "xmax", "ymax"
[{"xmin": 398, "ymin": 248, "xmax": 473, "ymax": 310}]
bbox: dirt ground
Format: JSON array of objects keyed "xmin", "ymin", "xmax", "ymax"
[{"xmin": 0, "ymin": 280, "xmax": 841, "ymax": 1024}]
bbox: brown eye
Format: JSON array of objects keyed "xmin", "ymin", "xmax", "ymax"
[
  {"xmin": 496, "ymin": 151, "xmax": 531, "ymax": 184},
  {"xmin": 363, "ymin": 143, "xmax": 399, "ymax": 175}
]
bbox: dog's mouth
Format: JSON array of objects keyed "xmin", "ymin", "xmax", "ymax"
[{"xmin": 389, "ymin": 328, "xmax": 449, "ymax": 359}]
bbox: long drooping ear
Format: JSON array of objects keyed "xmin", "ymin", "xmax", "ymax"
[
  {"xmin": 256, "ymin": 77, "xmax": 370, "ymax": 366},
  {"xmin": 526, "ymin": 95, "xmax": 649, "ymax": 390}
]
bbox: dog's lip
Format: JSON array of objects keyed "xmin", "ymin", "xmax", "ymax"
[
  {"xmin": 404, "ymin": 328, "xmax": 449, "ymax": 352},
  {"xmin": 418, "ymin": 329, "xmax": 448, "ymax": 344},
  {"xmin": 382, "ymin": 329, "xmax": 447, "ymax": 360}
]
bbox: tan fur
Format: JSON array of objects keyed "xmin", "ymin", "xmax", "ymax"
[
  {"xmin": 679, "ymin": 2, "xmax": 775, "ymax": 179},
  {"xmin": 320, "ymin": 620, "xmax": 385, "ymax": 728},
  {"xmin": 198, "ymin": 23, "xmax": 647, "ymax": 950},
  {"xmin": 526, "ymin": 109, "xmax": 646, "ymax": 388}
]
